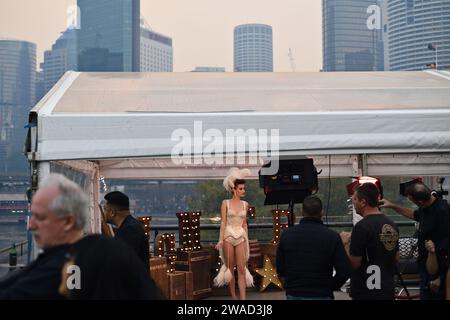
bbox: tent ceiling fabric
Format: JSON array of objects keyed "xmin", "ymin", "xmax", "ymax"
[
  {"xmin": 28, "ymin": 70, "xmax": 450, "ymax": 177},
  {"xmin": 97, "ymin": 154, "xmax": 450, "ymax": 179}
]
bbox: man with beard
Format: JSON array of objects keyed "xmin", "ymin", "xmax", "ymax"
[{"xmin": 103, "ymin": 191, "xmax": 149, "ymax": 272}]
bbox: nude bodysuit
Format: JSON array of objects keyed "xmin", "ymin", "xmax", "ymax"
[
  {"xmin": 224, "ymin": 200, "xmax": 248, "ymax": 248},
  {"xmin": 213, "ymin": 200, "xmax": 253, "ymax": 288}
]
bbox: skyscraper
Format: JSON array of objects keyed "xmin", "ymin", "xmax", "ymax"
[
  {"xmin": 383, "ymin": 0, "xmax": 450, "ymax": 71},
  {"xmin": 35, "ymin": 70, "xmax": 46, "ymax": 103},
  {"xmin": 234, "ymin": 24, "xmax": 273, "ymax": 72},
  {"xmin": 77, "ymin": 0, "xmax": 140, "ymax": 72},
  {"xmin": 41, "ymin": 28, "xmax": 77, "ymax": 94},
  {"xmin": 322, "ymin": 0, "xmax": 384, "ymax": 71},
  {"xmin": 140, "ymin": 26, "xmax": 173, "ymax": 72},
  {"xmin": 0, "ymin": 40, "xmax": 36, "ymax": 174}
]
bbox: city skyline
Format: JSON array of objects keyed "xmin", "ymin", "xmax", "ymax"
[{"xmin": 0, "ymin": 0, "xmax": 322, "ymax": 72}]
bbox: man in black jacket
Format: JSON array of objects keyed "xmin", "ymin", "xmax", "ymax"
[
  {"xmin": 276, "ymin": 196, "xmax": 351, "ymax": 300},
  {"xmin": 104, "ymin": 191, "xmax": 150, "ymax": 272},
  {"xmin": 0, "ymin": 174, "xmax": 88, "ymax": 299}
]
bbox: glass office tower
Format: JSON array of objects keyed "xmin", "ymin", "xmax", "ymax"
[
  {"xmin": 323, "ymin": 0, "xmax": 384, "ymax": 71},
  {"xmin": 0, "ymin": 40, "xmax": 36, "ymax": 173},
  {"xmin": 77, "ymin": 0, "xmax": 140, "ymax": 71},
  {"xmin": 234, "ymin": 24, "xmax": 273, "ymax": 72},
  {"xmin": 384, "ymin": 0, "xmax": 450, "ymax": 70}
]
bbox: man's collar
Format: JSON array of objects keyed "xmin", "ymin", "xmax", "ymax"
[
  {"xmin": 299, "ymin": 216, "xmax": 323, "ymax": 225},
  {"xmin": 40, "ymin": 243, "xmax": 71, "ymax": 256},
  {"xmin": 117, "ymin": 214, "xmax": 132, "ymax": 230}
]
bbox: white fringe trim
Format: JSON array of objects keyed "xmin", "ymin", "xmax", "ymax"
[
  {"xmin": 213, "ymin": 264, "xmax": 232, "ymax": 287},
  {"xmin": 213, "ymin": 264, "xmax": 254, "ymax": 288},
  {"xmin": 245, "ymin": 268, "xmax": 254, "ymax": 287}
]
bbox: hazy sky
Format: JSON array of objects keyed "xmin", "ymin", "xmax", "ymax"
[{"xmin": 0, "ymin": 0, "xmax": 322, "ymax": 72}]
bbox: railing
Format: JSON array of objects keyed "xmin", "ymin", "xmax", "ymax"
[
  {"xmin": 151, "ymin": 221, "xmax": 417, "ymax": 245},
  {"xmin": 0, "ymin": 240, "xmax": 28, "ymax": 257},
  {"xmin": 0, "ymin": 221, "xmax": 416, "ymax": 256},
  {"xmin": 153, "ymin": 221, "xmax": 416, "ymax": 231}
]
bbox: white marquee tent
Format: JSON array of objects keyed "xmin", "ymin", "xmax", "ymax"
[{"xmin": 26, "ymin": 70, "xmax": 450, "ymax": 232}]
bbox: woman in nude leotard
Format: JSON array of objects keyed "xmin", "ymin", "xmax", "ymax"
[{"xmin": 213, "ymin": 168, "xmax": 254, "ymax": 300}]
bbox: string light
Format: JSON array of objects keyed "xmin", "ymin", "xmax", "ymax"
[
  {"xmin": 255, "ymin": 255, "xmax": 284, "ymax": 292},
  {"xmin": 176, "ymin": 211, "xmax": 202, "ymax": 252},
  {"xmin": 137, "ymin": 216, "xmax": 152, "ymax": 240},
  {"xmin": 271, "ymin": 209, "xmax": 290, "ymax": 244}
]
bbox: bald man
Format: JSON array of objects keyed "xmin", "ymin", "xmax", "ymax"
[
  {"xmin": 0, "ymin": 174, "xmax": 88, "ymax": 299},
  {"xmin": 381, "ymin": 182, "xmax": 450, "ymax": 300}
]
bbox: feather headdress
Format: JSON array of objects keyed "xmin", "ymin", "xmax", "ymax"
[{"xmin": 223, "ymin": 167, "xmax": 251, "ymax": 192}]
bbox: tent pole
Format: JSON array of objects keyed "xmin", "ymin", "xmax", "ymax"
[
  {"xmin": 29, "ymin": 162, "xmax": 51, "ymax": 260},
  {"xmin": 358, "ymin": 154, "xmax": 368, "ymax": 176},
  {"xmin": 352, "ymin": 154, "xmax": 368, "ymax": 226}
]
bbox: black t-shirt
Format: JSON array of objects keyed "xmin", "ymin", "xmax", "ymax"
[
  {"xmin": 414, "ymin": 198, "xmax": 450, "ymax": 266},
  {"xmin": 350, "ymin": 214, "xmax": 399, "ymax": 300}
]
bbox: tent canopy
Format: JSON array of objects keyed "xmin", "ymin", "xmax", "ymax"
[{"xmin": 28, "ymin": 70, "xmax": 450, "ymax": 179}]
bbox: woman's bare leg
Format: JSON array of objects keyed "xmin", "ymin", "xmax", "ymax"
[
  {"xmin": 223, "ymin": 240, "xmax": 236, "ymax": 299},
  {"xmin": 235, "ymin": 241, "xmax": 247, "ymax": 300}
]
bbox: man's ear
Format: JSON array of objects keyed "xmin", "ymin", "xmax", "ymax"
[
  {"xmin": 63, "ymin": 215, "xmax": 77, "ymax": 231},
  {"xmin": 360, "ymin": 198, "xmax": 367, "ymax": 208}
]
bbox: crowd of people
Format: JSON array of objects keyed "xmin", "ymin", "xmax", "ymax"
[{"xmin": 0, "ymin": 171, "xmax": 449, "ymax": 301}]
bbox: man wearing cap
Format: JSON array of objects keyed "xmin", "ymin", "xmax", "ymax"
[{"xmin": 103, "ymin": 191, "xmax": 150, "ymax": 272}]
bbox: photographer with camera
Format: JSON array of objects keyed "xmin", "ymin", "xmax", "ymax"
[{"xmin": 380, "ymin": 181, "xmax": 450, "ymax": 300}]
